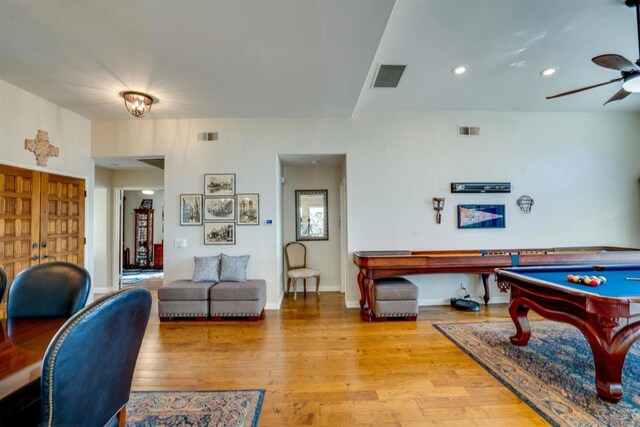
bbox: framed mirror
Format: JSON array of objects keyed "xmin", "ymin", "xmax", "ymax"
[{"xmin": 295, "ymin": 189, "xmax": 328, "ymax": 241}]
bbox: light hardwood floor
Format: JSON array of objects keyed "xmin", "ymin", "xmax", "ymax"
[{"xmin": 133, "ymin": 287, "xmax": 548, "ymax": 426}]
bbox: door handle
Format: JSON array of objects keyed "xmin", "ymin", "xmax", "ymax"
[
  {"xmin": 41, "ymin": 254, "xmax": 50, "ymax": 259},
  {"xmin": 31, "ymin": 255, "xmax": 40, "ymax": 260}
]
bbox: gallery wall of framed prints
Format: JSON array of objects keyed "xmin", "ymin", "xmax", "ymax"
[{"xmin": 179, "ymin": 174, "xmax": 260, "ymax": 245}]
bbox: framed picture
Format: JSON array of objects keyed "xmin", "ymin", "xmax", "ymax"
[
  {"xmin": 237, "ymin": 193, "xmax": 259, "ymax": 225},
  {"xmin": 204, "ymin": 173, "xmax": 235, "ymax": 196},
  {"xmin": 140, "ymin": 199, "xmax": 153, "ymax": 209},
  {"xmin": 458, "ymin": 204, "xmax": 505, "ymax": 229},
  {"xmin": 204, "ymin": 196, "xmax": 235, "ymax": 221},
  {"xmin": 204, "ymin": 222, "xmax": 235, "ymax": 245},
  {"xmin": 180, "ymin": 194, "xmax": 203, "ymax": 226}
]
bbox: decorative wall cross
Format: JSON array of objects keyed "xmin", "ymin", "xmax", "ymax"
[{"xmin": 25, "ymin": 129, "xmax": 59, "ymax": 166}]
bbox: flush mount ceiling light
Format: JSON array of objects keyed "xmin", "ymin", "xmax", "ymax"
[
  {"xmin": 452, "ymin": 66, "xmax": 467, "ymax": 75},
  {"xmin": 119, "ymin": 91, "xmax": 157, "ymax": 118},
  {"xmin": 540, "ymin": 67, "xmax": 557, "ymax": 77},
  {"xmin": 142, "ymin": 190, "xmax": 155, "ymax": 195}
]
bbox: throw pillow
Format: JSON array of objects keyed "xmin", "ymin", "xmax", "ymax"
[
  {"xmin": 193, "ymin": 256, "xmax": 220, "ymax": 282},
  {"xmin": 220, "ymin": 253, "xmax": 250, "ymax": 282}
]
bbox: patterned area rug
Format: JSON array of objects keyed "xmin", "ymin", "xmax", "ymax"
[
  {"xmin": 435, "ymin": 321, "xmax": 640, "ymax": 427},
  {"xmin": 126, "ymin": 390, "xmax": 265, "ymax": 427},
  {"xmin": 122, "ymin": 270, "xmax": 164, "ymax": 285}
]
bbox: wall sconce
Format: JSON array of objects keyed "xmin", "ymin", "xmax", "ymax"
[
  {"xmin": 432, "ymin": 197, "xmax": 445, "ymax": 224},
  {"xmin": 119, "ymin": 91, "xmax": 157, "ymax": 118},
  {"xmin": 517, "ymin": 195, "xmax": 534, "ymax": 214}
]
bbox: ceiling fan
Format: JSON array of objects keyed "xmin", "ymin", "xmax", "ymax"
[{"xmin": 547, "ymin": 0, "xmax": 640, "ymax": 105}]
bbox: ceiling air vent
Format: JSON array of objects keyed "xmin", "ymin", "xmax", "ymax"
[
  {"xmin": 197, "ymin": 132, "xmax": 219, "ymax": 142},
  {"xmin": 457, "ymin": 126, "xmax": 480, "ymax": 137},
  {"xmin": 137, "ymin": 158, "xmax": 164, "ymax": 169},
  {"xmin": 373, "ymin": 64, "xmax": 406, "ymax": 88}
]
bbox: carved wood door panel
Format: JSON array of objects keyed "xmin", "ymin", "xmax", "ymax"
[
  {"xmin": 0, "ymin": 165, "xmax": 41, "ymax": 284},
  {"xmin": 40, "ymin": 173, "xmax": 85, "ymax": 265},
  {"xmin": 0, "ymin": 165, "xmax": 85, "ymax": 289}
]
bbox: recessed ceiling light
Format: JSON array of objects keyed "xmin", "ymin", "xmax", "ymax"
[
  {"xmin": 109, "ymin": 163, "xmax": 119, "ymax": 167},
  {"xmin": 142, "ymin": 190, "xmax": 155, "ymax": 195},
  {"xmin": 452, "ymin": 66, "xmax": 466, "ymax": 75},
  {"xmin": 540, "ymin": 67, "xmax": 557, "ymax": 77},
  {"xmin": 310, "ymin": 160, "xmax": 320, "ymax": 165}
]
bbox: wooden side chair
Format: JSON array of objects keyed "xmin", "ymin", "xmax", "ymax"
[{"xmin": 285, "ymin": 242, "xmax": 320, "ymax": 300}]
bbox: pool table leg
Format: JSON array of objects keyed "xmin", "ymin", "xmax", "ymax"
[
  {"xmin": 508, "ymin": 295, "xmax": 531, "ymax": 346},
  {"xmin": 481, "ymin": 274, "xmax": 490, "ymax": 304},
  {"xmin": 592, "ymin": 353, "xmax": 624, "ymax": 403},
  {"xmin": 582, "ymin": 324, "xmax": 638, "ymax": 403}
]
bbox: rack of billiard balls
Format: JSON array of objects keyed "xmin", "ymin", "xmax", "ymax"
[{"xmin": 566, "ymin": 274, "xmax": 607, "ymax": 287}]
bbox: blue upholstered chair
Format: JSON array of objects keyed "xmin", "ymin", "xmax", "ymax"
[
  {"xmin": 39, "ymin": 288, "xmax": 152, "ymax": 427},
  {"xmin": 7, "ymin": 262, "xmax": 90, "ymax": 318},
  {"xmin": 0, "ymin": 266, "xmax": 7, "ymax": 304}
]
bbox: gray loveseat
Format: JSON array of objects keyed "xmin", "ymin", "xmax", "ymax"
[
  {"xmin": 158, "ymin": 254, "xmax": 266, "ymax": 321},
  {"xmin": 158, "ymin": 279, "xmax": 266, "ymax": 321}
]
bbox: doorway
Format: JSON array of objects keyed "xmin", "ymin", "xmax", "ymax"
[
  {"xmin": 278, "ymin": 154, "xmax": 347, "ymax": 304},
  {"xmin": 120, "ymin": 189, "xmax": 164, "ymax": 286},
  {"xmin": 93, "ymin": 156, "xmax": 164, "ymax": 292}
]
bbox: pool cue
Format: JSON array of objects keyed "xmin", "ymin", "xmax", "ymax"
[{"xmin": 625, "ymin": 277, "xmax": 640, "ymax": 281}]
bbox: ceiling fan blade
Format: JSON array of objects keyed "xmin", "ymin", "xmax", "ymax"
[
  {"xmin": 546, "ymin": 77, "xmax": 624, "ymax": 99},
  {"xmin": 603, "ymin": 88, "xmax": 632, "ymax": 105},
  {"xmin": 592, "ymin": 54, "xmax": 638, "ymax": 71}
]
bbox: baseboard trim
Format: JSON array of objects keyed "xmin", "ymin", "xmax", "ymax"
[
  {"xmin": 287, "ymin": 285, "xmax": 341, "ymax": 292},
  {"xmin": 346, "ymin": 296, "xmax": 510, "ymax": 308},
  {"xmin": 265, "ymin": 292, "xmax": 284, "ymax": 310}
]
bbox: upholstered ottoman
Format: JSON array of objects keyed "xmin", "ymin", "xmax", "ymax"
[
  {"xmin": 158, "ymin": 280, "xmax": 215, "ymax": 321},
  {"xmin": 209, "ymin": 279, "xmax": 266, "ymax": 321},
  {"xmin": 373, "ymin": 277, "xmax": 418, "ymax": 321}
]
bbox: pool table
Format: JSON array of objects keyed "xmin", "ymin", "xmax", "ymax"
[
  {"xmin": 495, "ymin": 264, "xmax": 640, "ymax": 402},
  {"xmin": 353, "ymin": 246, "xmax": 640, "ymax": 321}
]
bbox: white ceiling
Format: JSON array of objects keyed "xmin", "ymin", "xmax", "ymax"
[
  {"xmin": 94, "ymin": 156, "xmax": 158, "ymax": 170},
  {"xmin": 279, "ymin": 154, "xmax": 345, "ymax": 167},
  {"xmin": 356, "ymin": 0, "xmax": 640, "ymax": 113},
  {"xmin": 1, "ymin": 0, "xmax": 639, "ymax": 120}
]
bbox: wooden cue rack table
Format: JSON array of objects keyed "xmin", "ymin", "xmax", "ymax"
[{"xmin": 353, "ymin": 247, "xmax": 640, "ymax": 322}]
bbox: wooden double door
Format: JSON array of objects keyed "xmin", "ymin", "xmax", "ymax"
[{"xmin": 0, "ymin": 164, "xmax": 85, "ymax": 286}]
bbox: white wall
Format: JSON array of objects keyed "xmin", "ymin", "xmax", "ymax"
[
  {"xmin": 0, "ymin": 80, "xmax": 95, "ymax": 296},
  {"xmin": 94, "ymin": 167, "xmax": 114, "ymax": 290},
  {"xmin": 112, "ymin": 169, "xmax": 164, "ymax": 188},
  {"xmin": 93, "ymin": 188, "xmax": 109, "ymax": 288},
  {"xmin": 92, "ymin": 112, "xmax": 640, "ymax": 307},
  {"xmin": 283, "ymin": 165, "xmax": 342, "ymax": 291}
]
